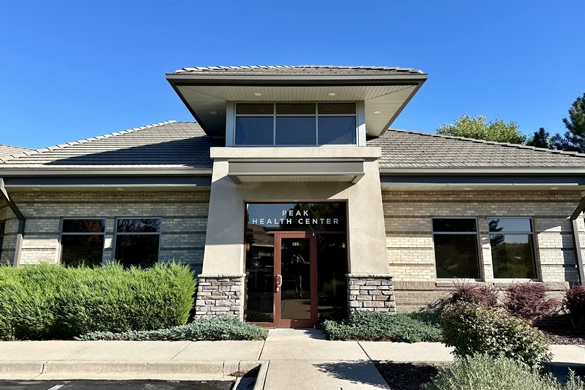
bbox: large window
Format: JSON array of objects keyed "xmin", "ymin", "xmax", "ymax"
[
  {"xmin": 60, "ymin": 219, "xmax": 105, "ymax": 267},
  {"xmin": 235, "ymin": 103, "xmax": 356, "ymax": 146},
  {"xmin": 114, "ymin": 218, "xmax": 161, "ymax": 268},
  {"xmin": 432, "ymin": 218, "xmax": 480, "ymax": 279},
  {"xmin": 488, "ymin": 217, "xmax": 536, "ymax": 279}
]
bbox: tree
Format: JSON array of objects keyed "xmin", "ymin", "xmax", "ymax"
[
  {"xmin": 436, "ymin": 114, "xmax": 525, "ymax": 144},
  {"xmin": 525, "ymin": 127, "xmax": 553, "ymax": 149},
  {"xmin": 556, "ymin": 93, "xmax": 585, "ymax": 152}
]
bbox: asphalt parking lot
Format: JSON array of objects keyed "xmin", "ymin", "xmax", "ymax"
[{"xmin": 0, "ymin": 380, "xmax": 234, "ymax": 390}]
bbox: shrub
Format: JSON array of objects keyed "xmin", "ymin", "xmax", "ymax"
[
  {"xmin": 441, "ymin": 302, "xmax": 551, "ymax": 367},
  {"xmin": 423, "ymin": 354, "xmax": 584, "ymax": 390},
  {"xmin": 0, "ymin": 263, "xmax": 195, "ymax": 340},
  {"xmin": 76, "ymin": 318, "xmax": 268, "ymax": 341},
  {"xmin": 322, "ymin": 311, "xmax": 442, "ymax": 342},
  {"xmin": 564, "ymin": 284, "xmax": 585, "ymax": 330},
  {"xmin": 446, "ymin": 283, "xmax": 499, "ymax": 307},
  {"xmin": 505, "ymin": 283, "xmax": 559, "ymax": 321}
]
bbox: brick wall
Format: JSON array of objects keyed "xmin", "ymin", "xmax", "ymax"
[
  {"xmin": 383, "ymin": 191, "xmax": 584, "ymax": 312},
  {"xmin": 5, "ymin": 190, "xmax": 210, "ymax": 272}
]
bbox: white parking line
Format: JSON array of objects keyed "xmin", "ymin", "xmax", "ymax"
[{"xmin": 47, "ymin": 385, "xmax": 64, "ymax": 390}]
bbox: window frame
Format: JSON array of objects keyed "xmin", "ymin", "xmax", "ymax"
[
  {"xmin": 487, "ymin": 216, "xmax": 539, "ymax": 280},
  {"xmin": 0, "ymin": 221, "xmax": 5, "ymax": 261},
  {"xmin": 431, "ymin": 217, "xmax": 482, "ymax": 280},
  {"xmin": 59, "ymin": 218, "xmax": 107, "ymax": 266},
  {"xmin": 234, "ymin": 102, "xmax": 358, "ymax": 146},
  {"xmin": 113, "ymin": 217, "xmax": 163, "ymax": 266}
]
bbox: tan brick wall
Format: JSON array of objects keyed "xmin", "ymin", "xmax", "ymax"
[
  {"xmin": 383, "ymin": 191, "xmax": 584, "ymax": 311},
  {"xmin": 6, "ymin": 190, "xmax": 210, "ymax": 272}
]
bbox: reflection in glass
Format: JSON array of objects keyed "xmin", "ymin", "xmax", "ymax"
[
  {"xmin": 114, "ymin": 235, "xmax": 159, "ymax": 268},
  {"xmin": 235, "ymin": 117, "xmax": 274, "ymax": 145},
  {"xmin": 61, "ymin": 235, "xmax": 104, "ymax": 267},
  {"xmin": 488, "ymin": 218, "xmax": 532, "ymax": 233},
  {"xmin": 434, "ymin": 234, "xmax": 479, "ymax": 278},
  {"xmin": 318, "ymin": 117, "xmax": 356, "ymax": 144},
  {"xmin": 63, "ymin": 219, "xmax": 105, "ymax": 233},
  {"xmin": 317, "ymin": 235, "xmax": 347, "ymax": 321},
  {"xmin": 276, "ymin": 117, "xmax": 316, "ymax": 145},
  {"xmin": 491, "ymin": 234, "xmax": 536, "ymax": 278},
  {"xmin": 433, "ymin": 219, "xmax": 477, "ymax": 233},
  {"xmin": 116, "ymin": 219, "xmax": 161, "ymax": 233},
  {"xmin": 245, "ymin": 233, "xmax": 274, "ymax": 322},
  {"xmin": 281, "ymin": 238, "xmax": 311, "ymax": 320}
]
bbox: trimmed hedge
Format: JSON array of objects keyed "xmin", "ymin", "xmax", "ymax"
[
  {"xmin": 423, "ymin": 354, "xmax": 584, "ymax": 390},
  {"xmin": 76, "ymin": 318, "xmax": 268, "ymax": 341},
  {"xmin": 0, "ymin": 263, "xmax": 195, "ymax": 340},
  {"xmin": 441, "ymin": 302, "xmax": 551, "ymax": 368},
  {"xmin": 322, "ymin": 311, "xmax": 442, "ymax": 342}
]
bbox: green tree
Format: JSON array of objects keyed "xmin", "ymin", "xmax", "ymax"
[
  {"xmin": 525, "ymin": 127, "xmax": 554, "ymax": 148},
  {"xmin": 556, "ymin": 93, "xmax": 585, "ymax": 152},
  {"xmin": 436, "ymin": 114, "xmax": 525, "ymax": 144}
]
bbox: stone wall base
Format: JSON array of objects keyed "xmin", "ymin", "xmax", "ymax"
[
  {"xmin": 347, "ymin": 274, "xmax": 396, "ymax": 313},
  {"xmin": 194, "ymin": 274, "xmax": 245, "ymax": 320}
]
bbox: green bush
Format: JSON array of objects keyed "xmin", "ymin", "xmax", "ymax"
[
  {"xmin": 76, "ymin": 318, "xmax": 268, "ymax": 341},
  {"xmin": 322, "ymin": 311, "xmax": 442, "ymax": 342},
  {"xmin": 441, "ymin": 302, "xmax": 551, "ymax": 367},
  {"xmin": 0, "ymin": 263, "xmax": 195, "ymax": 340},
  {"xmin": 423, "ymin": 354, "xmax": 584, "ymax": 390}
]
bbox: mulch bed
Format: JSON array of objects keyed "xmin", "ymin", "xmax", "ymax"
[
  {"xmin": 540, "ymin": 326, "xmax": 585, "ymax": 345},
  {"xmin": 375, "ymin": 362, "xmax": 445, "ymax": 390}
]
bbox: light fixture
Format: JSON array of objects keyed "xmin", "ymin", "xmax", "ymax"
[
  {"xmin": 116, "ymin": 188, "xmax": 125, "ymax": 191},
  {"xmin": 210, "ymin": 111, "xmax": 217, "ymax": 115},
  {"xmin": 328, "ymin": 92, "xmax": 336, "ymax": 96},
  {"xmin": 245, "ymin": 242, "xmax": 251, "ymax": 251},
  {"xmin": 373, "ymin": 110, "xmax": 381, "ymax": 114},
  {"xmin": 550, "ymin": 187, "xmax": 559, "ymax": 190},
  {"xmin": 341, "ymin": 242, "xmax": 346, "ymax": 249},
  {"xmin": 32, "ymin": 188, "xmax": 41, "ymax": 191},
  {"xmin": 463, "ymin": 187, "xmax": 472, "ymax": 190},
  {"xmin": 254, "ymin": 92, "xmax": 262, "ymax": 96}
]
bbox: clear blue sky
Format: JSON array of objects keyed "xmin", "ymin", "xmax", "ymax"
[{"xmin": 1, "ymin": 0, "xmax": 584, "ymax": 149}]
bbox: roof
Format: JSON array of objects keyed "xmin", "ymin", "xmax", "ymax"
[
  {"xmin": 369, "ymin": 129, "xmax": 585, "ymax": 169},
  {"xmin": 1, "ymin": 122, "xmax": 584, "ymax": 172},
  {"xmin": 0, "ymin": 145, "xmax": 33, "ymax": 162},
  {"xmin": 173, "ymin": 65, "xmax": 425, "ymax": 75},
  {"xmin": 0, "ymin": 121, "xmax": 220, "ymax": 170}
]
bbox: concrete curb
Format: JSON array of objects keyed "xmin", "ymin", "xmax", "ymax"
[{"xmin": 0, "ymin": 360, "xmax": 266, "ymax": 381}]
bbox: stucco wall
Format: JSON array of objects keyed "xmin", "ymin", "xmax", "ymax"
[
  {"xmin": 383, "ymin": 191, "xmax": 584, "ymax": 312},
  {"xmin": 4, "ymin": 190, "xmax": 210, "ymax": 272}
]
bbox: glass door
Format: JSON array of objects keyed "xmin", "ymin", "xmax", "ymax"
[{"xmin": 274, "ymin": 233, "xmax": 317, "ymax": 328}]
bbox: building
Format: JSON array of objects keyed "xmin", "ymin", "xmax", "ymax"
[{"xmin": 1, "ymin": 65, "xmax": 585, "ymax": 328}]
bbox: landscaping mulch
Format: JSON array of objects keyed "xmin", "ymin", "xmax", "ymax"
[
  {"xmin": 375, "ymin": 361, "xmax": 445, "ymax": 390},
  {"xmin": 540, "ymin": 326, "xmax": 585, "ymax": 345}
]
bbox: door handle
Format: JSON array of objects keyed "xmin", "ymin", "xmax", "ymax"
[{"xmin": 275, "ymin": 274, "xmax": 282, "ymax": 292}]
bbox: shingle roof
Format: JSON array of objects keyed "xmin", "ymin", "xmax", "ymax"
[
  {"xmin": 369, "ymin": 129, "xmax": 585, "ymax": 169},
  {"xmin": 0, "ymin": 121, "xmax": 220, "ymax": 170},
  {"xmin": 0, "ymin": 145, "xmax": 33, "ymax": 162},
  {"xmin": 2, "ymin": 122, "xmax": 585, "ymax": 171},
  {"xmin": 173, "ymin": 65, "xmax": 425, "ymax": 75}
]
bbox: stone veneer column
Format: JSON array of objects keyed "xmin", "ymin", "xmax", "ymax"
[
  {"xmin": 194, "ymin": 274, "xmax": 246, "ymax": 320},
  {"xmin": 347, "ymin": 274, "xmax": 396, "ymax": 313}
]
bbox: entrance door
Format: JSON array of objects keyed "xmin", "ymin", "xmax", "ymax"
[{"xmin": 274, "ymin": 233, "xmax": 317, "ymax": 328}]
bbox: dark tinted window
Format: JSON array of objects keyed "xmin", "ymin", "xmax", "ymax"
[
  {"xmin": 318, "ymin": 117, "xmax": 356, "ymax": 145},
  {"xmin": 235, "ymin": 117, "xmax": 274, "ymax": 145},
  {"xmin": 116, "ymin": 219, "xmax": 161, "ymax": 233},
  {"xmin": 61, "ymin": 235, "xmax": 104, "ymax": 268},
  {"xmin": 434, "ymin": 234, "xmax": 480, "ymax": 278},
  {"xmin": 63, "ymin": 219, "xmax": 105, "ymax": 233},
  {"xmin": 276, "ymin": 104, "xmax": 315, "ymax": 115},
  {"xmin": 115, "ymin": 235, "xmax": 160, "ymax": 268},
  {"xmin": 319, "ymin": 103, "xmax": 356, "ymax": 114},
  {"xmin": 276, "ymin": 117, "xmax": 316, "ymax": 145},
  {"xmin": 236, "ymin": 104, "xmax": 274, "ymax": 115},
  {"xmin": 489, "ymin": 217, "xmax": 536, "ymax": 278},
  {"xmin": 433, "ymin": 219, "xmax": 477, "ymax": 233}
]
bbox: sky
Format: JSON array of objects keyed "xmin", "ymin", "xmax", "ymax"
[{"xmin": 1, "ymin": 0, "xmax": 584, "ymax": 149}]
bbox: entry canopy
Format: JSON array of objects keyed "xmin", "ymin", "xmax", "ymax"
[{"xmin": 166, "ymin": 65, "xmax": 427, "ymax": 138}]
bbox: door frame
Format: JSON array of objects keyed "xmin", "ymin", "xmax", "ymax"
[{"xmin": 273, "ymin": 232, "xmax": 318, "ymax": 328}]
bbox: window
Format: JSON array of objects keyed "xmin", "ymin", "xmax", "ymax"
[
  {"xmin": 60, "ymin": 219, "xmax": 105, "ymax": 267},
  {"xmin": 114, "ymin": 218, "xmax": 161, "ymax": 268},
  {"xmin": 432, "ymin": 218, "xmax": 480, "ymax": 279},
  {"xmin": 488, "ymin": 217, "xmax": 536, "ymax": 278},
  {"xmin": 235, "ymin": 103, "xmax": 356, "ymax": 146},
  {"xmin": 0, "ymin": 222, "xmax": 5, "ymax": 261}
]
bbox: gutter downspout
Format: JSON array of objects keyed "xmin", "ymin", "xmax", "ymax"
[
  {"xmin": 0, "ymin": 178, "xmax": 25, "ymax": 267},
  {"xmin": 570, "ymin": 197, "xmax": 585, "ymax": 284}
]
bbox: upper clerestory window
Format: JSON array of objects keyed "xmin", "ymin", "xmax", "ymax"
[{"xmin": 235, "ymin": 103, "xmax": 357, "ymax": 146}]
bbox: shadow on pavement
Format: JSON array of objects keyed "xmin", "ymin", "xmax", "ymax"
[{"xmin": 313, "ymin": 361, "xmax": 388, "ymax": 389}]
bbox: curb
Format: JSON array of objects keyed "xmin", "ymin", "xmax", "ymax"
[{"xmin": 0, "ymin": 360, "xmax": 267, "ymax": 382}]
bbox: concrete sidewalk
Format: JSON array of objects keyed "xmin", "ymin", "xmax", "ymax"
[{"xmin": 0, "ymin": 330, "xmax": 583, "ymax": 389}]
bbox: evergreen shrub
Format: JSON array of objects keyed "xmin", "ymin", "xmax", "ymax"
[
  {"xmin": 423, "ymin": 354, "xmax": 584, "ymax": 390},
  {"xmin": 77, "ymin": 317, "xmax": 268, "ymax": 341},
  {"xmin": 0, "ymin": 263, "xmax": 195, "ymax": 340},
  {"xmin": 322, "ymin": 311, "xmax": 442, "ymax": 342},
  {"xmin": 441, "ymin": 302, "xmax": 551, "ymax": 367}
]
